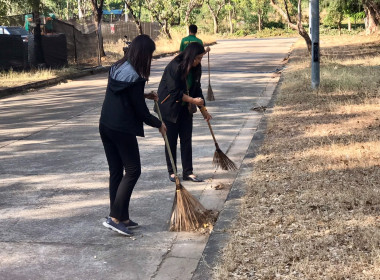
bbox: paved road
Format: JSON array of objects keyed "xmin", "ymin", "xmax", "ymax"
[{"xmin": 0, "ymin": 38, "xmax": 296, "ymax": 280}]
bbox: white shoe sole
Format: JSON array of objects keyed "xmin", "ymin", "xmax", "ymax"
[{"xmin": 103, "ymin": 221, "xmax": 133, "ymax": 236}]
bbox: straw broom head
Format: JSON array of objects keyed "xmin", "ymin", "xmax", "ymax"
[
  {"xmin": 207, "ymin": 84, "xmax": 215, "ymax": 101},
  {"xmin": 169, "ymin": 184, "xmax": 210, "ymax": 232},
  {"xmin": 213, "ymin": 143, "xmax": 237, "ymax": 171}
]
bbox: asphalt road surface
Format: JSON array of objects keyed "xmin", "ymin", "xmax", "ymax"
[{"xmin": 0, "ymin": 37, "xmax": 296, "ymax": 280}]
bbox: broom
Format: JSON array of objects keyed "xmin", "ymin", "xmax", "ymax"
[
  {"xmin": 206, "ymin": 51, "xmax": 215, "ymax": 101},
  {"xmin": 200, "ymin": 106, "xmax": 237, "ymax": 171},
  {"xmin": 154, "ymin": 101, "xmax": 209, "ymax": 232}
]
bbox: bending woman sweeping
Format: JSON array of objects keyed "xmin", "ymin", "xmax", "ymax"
[
  {"xmin": 99, "ymin": 35, "xmax": 167, "ymax": 236},
  {"xmin": 157, "ymin": 42, "xmax": 212, "ymax": 183}
]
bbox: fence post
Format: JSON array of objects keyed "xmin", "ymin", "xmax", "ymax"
[{"xmin": 73, "ymin": 25, "xmax": 78, "ymax": 66}]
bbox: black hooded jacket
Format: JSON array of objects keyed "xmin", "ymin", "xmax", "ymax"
[
  {"xmin": 157, "ymin": 59, "xmax": 205, "ymax": 123},
  {"xmin": 99, "ymin": 62, "xmax": 161, "ymax": 137}
]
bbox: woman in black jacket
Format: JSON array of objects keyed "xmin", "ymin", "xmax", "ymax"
[
  {"xmin": 99, "ymin": 35, "xmax": 167, "ymax": 236},
  {"xmin": 157, "ymin": 42, "xmax": 212, "ymax": 183}
]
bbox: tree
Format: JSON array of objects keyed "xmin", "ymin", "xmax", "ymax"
[
  {"xmin": 184, "ymin": 0, "xmax": 204, "ymax": 25},
  {"xmin": 225, "ymin": 0, "xmax": 234, "ymax": 33},
  {"xmin": 124, "ymin": 0, "xmax": 143, "ymax": 34},
  {"xmin": 323, "ymin": 0, "xmax": 345, "ymax": 34},
  {"xmin": 363, "ymin": 0, "xmax": 380, "ymax": 34},
  {"xmin": 77, "ymin": 0, "xmax": 84, "ymax": 19},
  {"xmin": 206, "ymin": 0, "xmax": 226, "ymax": 34},
  {"xmin": 251, "ymin": 0, "xmax": 270, "ymax": 31},
  {"xmin": 90, "ymin": 0, "xmax": 105, "ymax": 64},
  {"xmin": 270, "ymin": 0, "xmax": 312, "ymax": 53},
  {"xmin": 145, "ymin": 0, "xmax": 182, "ymax": 39}
]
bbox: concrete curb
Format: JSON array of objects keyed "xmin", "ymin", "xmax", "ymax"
[{"xmin": 191, "ymin": 80, "xmax": 281, "ymax": 280}]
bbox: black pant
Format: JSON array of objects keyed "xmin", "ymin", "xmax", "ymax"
[
  {"xmin": 165, "ymin": 106, "xmax": 193, "ymax": 177},
  {"xmin": 99, "ymin": 123, "xmax": 141, "ymax": 221}
]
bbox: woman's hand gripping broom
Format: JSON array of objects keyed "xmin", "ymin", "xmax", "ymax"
[
  {"xmin": 154, "ymin": 101, "xmax": 209, "ymax": 232},
  {"xmin": 200, "ymin": 106, "xmax": 237, "ymax": 171}
]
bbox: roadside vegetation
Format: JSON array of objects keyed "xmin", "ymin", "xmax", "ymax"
[
  {"xmin": 214, "ymin": 33, "xmax": 380, "ymax": 279},
  {"xmin": 1, "ymin": 0, "xmax": 377, "ymax": 90},
  {"xmin": 0, "ymin": 31, "xmax": 216, "ymax": 90}
]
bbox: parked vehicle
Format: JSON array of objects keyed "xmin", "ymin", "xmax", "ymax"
[{"xmin": 0, "ymin": 26, "xmax": 29, "ymax": 43}]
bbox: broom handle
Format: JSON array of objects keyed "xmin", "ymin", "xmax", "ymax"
[
  {"xmin": 154, "ymin": 101, "xmax": 178, "ymax": 176},
  {"xmin": 200, "ymin": 106, "xmax": 218, "ymax": 145},
  {"xmin": 207, "ymin": 52, "xmax": 211, "ymax": 83},
  {"xmin": 206, "ymin": 120, "xmax": 217, "ymax": 145}
]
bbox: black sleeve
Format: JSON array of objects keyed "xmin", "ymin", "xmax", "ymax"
[
  {"xmin": 130, "ymin": 82, "xmax": 162, "ymax": 128},
  {"xmin": 192, "ymin": 68, "xmax": 205, "ymax": 106},
  {"xmin": 165, "ymin": 63, "xmax": 185, "ymax": 102}
]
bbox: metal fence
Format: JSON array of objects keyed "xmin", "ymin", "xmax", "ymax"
[
  {"xmin": 0, "ymin": 14, "xmax": 162, "ymax": 69},
  {"xmin": 102, "ymin": 21, "xmax": 161, "ymax": 43}
]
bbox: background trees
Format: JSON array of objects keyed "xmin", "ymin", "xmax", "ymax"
[{"xmin": 0, "ymin": 0, "xmax": 378, "ymax": 40}]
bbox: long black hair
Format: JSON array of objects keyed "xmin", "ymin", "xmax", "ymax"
[
  {"xmin": 175, "ymin": 42, "xmax": 205, "ymax": 80},
  {"xmin": 114, "ymin": 34, "xmax": 156, "ymax": 79}
]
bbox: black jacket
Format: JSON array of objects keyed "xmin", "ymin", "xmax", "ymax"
[
  {"xmin": 100, "ymin": 65, "xmax": 161, "ymax": 137},
  {"xmin": 157, "ymin": 59, "xmax": 205, "ymax": 123}
]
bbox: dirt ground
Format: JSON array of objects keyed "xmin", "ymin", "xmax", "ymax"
[{"xmin": 215, "ymin": 34, "xmax": 380, "ymax": 279}]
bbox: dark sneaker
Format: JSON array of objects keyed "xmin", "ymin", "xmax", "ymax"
[
  {"xmin": 169, "ymin": 174, "xmax": 175, "ymax": 182},
  {"xmin": 122, "ymin": 219, "xmax": 139, "ymax": 229},
  {"xmin": 103, "ymin": 217, "xmax": 133, "ymax": 236},
  {"xmin": 183, "ymin": 174, "xmax": 204, "ymax": 182}
]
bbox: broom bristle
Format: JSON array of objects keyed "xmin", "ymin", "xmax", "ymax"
[
  {"xmin": 169, "ymin": 185, "xmax": 209, "ymax": 231},
  {"xmin": 213, "ymin": 148, "xmax": 237, "ymax": 171},
  {"xmin": 207, "ymin": 84, "xmax": 215, "ymax": 101}
]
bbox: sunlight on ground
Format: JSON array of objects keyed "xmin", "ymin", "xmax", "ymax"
[{"xmin": 215, "ymin": 34, "xmax": 380, "ymax": 279}]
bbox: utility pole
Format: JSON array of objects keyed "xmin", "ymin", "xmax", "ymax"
[{"xmin": 310, "ymin": 0, "xmax": 320, "ymax": 89}]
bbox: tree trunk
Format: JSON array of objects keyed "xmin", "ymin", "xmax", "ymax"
[
  {"xmin": 184, "ymin": 0, "xmax": 204, "ymax": 25},
  {"xmin": 296, "ymin": 0, "xmax": 311, "ymax": 53},
  {"xmin": 163, "ymin": 20, "xmax": 172, "ymax": 40},
  {"xmin": 258, "ymin": 13, "xmax": 262, "ymax": 31},
  {"xmin": 348, "ymin": 17, "xmax": 351, "ymax": 31},
  {"xmin": 207, "ymin": 2, "xmax": 219, "ymax": 34},
  {"xmin": 66, "ymin": 0, "xmax": 69, "ymax": 20},
  {"xmin": 229, "ymin": 9, "xmax": 233, "ymax": 33},
  {"xmin": 363, "ymin": 1, "xmax": 380, "ymax": 34},
  {"xmin": 78, "ymin": 0, "xmax": 83, "ymax": 19},
  {"xmin": 213, "ymin": 16, "xmax": 219, "ymax": 34},
  {"xmin": 338, "ymin": 12, "xmax": 343, "ymax": 35},
  {"xmin": 125, "ymin": 1, "xmax": 143, "ymax": 35},
  {"xmin": 91, "ymin": 0, "xmax": 105, "ymax": 64},
  {"xmin": 270, "ymin": 0, "xmax": 311, "ymax": 53}
]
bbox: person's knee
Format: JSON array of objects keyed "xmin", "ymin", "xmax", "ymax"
[
  {"xmin": 125, "ymin": 165, "xmax": 141, "ymax": 179},
  {"xmin": 109, "ymin": 167, "xmax": 123, "ymax": 180}
]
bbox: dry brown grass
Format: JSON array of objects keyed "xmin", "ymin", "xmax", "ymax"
[
  {"xmin": 215, "ymin": 34, "xmax": 380, "ymax": 279},
  {"xmin": 0, "ymin": 67, "xmax": 78, "ymax": 89}
]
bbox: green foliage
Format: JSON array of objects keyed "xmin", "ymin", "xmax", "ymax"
[
  {"xmin": 0, "ymin": 0, "xmax": 10, "ymax": 17},
  {"xmin": 322, "ymin": 0, "xmax": 364, "ymax": 27},
  {"xmin": 231, "ymin": 26, "xmax": 296, "ymax": 38},
  {"xmin": 352, "ymin": 11, "xmax": 366, "ymax": 21},
  {"xmin": 320, "ymin": 25, "xmax": 365, "ymax": 35},
  {"xmin": 145, "ymin": 0, "xmax": 182, "ymax": 26},
  {"xmin": 0, "ymin": 0, "xmax": 370, "ymax": 40},
  {"xmin": 234, "ymin": 29, "xmax": 250, "ymax": 36},
  {"xmin": 265, "ymin": 21, "xmax": 286, "ymax": 29},
  {"xmin": 254, "ymin": 27, "xmax": 296, "ymax": 37}
]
